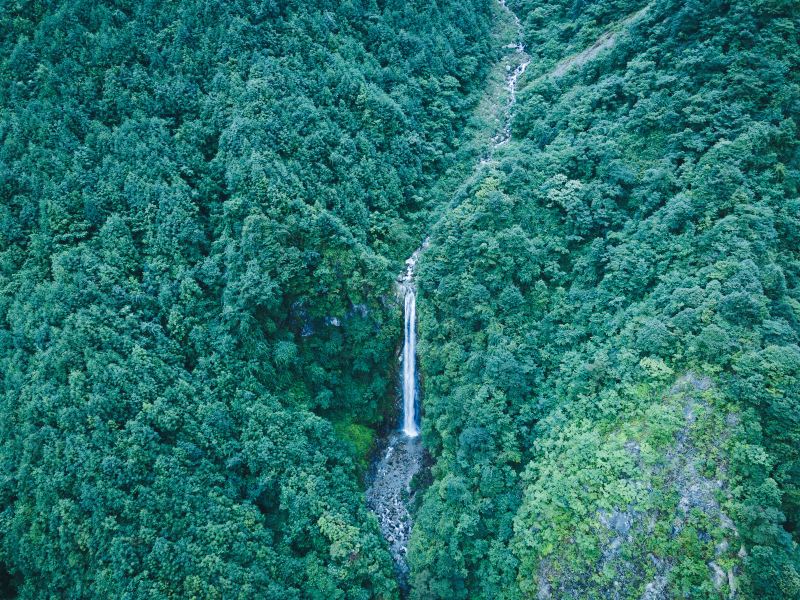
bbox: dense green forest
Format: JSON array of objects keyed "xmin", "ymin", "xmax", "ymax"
[
  {"xmin": 0, "ymin": 0, "xmax": 496, "ymax": 597},
  {"xmin": 2, "ymin": 0, "xmax": 799, "ymax": 598}
]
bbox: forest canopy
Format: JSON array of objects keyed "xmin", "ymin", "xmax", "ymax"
[
  {"xmin": 2, "ymin": 0, "xmax": 800, "ymax": 598},
  {"xmin": 410, "ymin": 0, "xmax": 800, "ymax": 598}
]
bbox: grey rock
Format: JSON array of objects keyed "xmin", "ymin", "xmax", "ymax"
[
  {"xmin": 728, "ymin": 568, "xmax": 737, "ymax": 598},
  {"xmin": 716, "ymin": 538, "xmax": 729, "ymax": 556},
  {"xmin": 709, "ymin": 562, "xmax": 726, "ymax": 588},
  {"xmin": 365, "ymin": 433, "xmax": 424, "ymax": 583},
  {"xmin": 640, "ymin": 575, "xmax": 669, "ymax": 600}
]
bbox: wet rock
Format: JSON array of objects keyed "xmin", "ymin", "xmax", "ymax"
[{"xmin": 365, "ymin": 433, "xmax": 424, "ymax": 585}]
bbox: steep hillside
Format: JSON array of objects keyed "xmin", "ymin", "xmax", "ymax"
[
  {"xmin": 1, "ymin": 0, "xmax": 799, "ymax": 598},
  {"xmin": 410, "ymin": 0, "xmax": 800, "ymax": 597}
]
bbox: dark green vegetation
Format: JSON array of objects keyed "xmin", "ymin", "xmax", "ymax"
[
  {"xmin": 411, "ymin": 0, "xmax": 800, "ymax": 598},
  {"xmin": 0, "ymin": 0, "xmax": 497, "ymax": 597},
  {"xmin": 2, "ymin": 0, "xmax": 799, "ymax": 598}
]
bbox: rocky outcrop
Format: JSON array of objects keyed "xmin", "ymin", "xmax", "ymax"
[{"xmin": 519, "ymin": 371, "xmax": 743, "ymax": 599}]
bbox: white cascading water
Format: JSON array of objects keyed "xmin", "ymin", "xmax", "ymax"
[
  {"xmin": 365, "ymin": 240, "xmax": 427, "ymax": 587},
  {"xmin": 400, "ymin": 245, "xmax": 424, "ymax": 437},
  {"xmin": 402, "ymin": 290, "xmax": 418, "ymax": 436}
]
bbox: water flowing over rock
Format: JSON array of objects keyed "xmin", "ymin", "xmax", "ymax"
[
  {"xmin": 401, "ymin": 289, "xmax": 418, "ymax": 437},
  {"xmin": 366, "ymin": 238, "xmax": 428, "ymax": 586},
  {"xmin": 399, "ymin": 242, "xmax": 426, "ymax": 437}
]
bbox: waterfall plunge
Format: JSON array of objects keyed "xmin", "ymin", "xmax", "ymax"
[{"xmin": 365, "ymin": 241, "xmax": 428, "ymax": 583}]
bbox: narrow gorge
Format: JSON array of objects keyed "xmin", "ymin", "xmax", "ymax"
[{"xmin": 365, "ymin": 0, "xmax": 533, "ymax": 587}]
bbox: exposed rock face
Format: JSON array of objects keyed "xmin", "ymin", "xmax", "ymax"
[
  {"xmin": 640, "ymin": 574, "xmax": 669, "ymax": 600},
  {"xmin": 599, "ymin": 508, "xmax": 636, "ymax": 563},
  {"xmin": 521, "ymin": 372, "xmax": 743, "ymax": 599},
  {"xmin": 609, "ymin": 373, "xmax": 739, "ymax": 599},
  {"xmin": 668, "ymin": 374, "xmax": 728, "ymax": 534},
  {"xmin": 635, "ymin": 373, "xmax": 741, "ymax": 599}
]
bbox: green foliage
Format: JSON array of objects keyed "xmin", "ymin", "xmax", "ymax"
[
  {"xmin": 2, "ymin": 0, "xmax": 799, "ymax": 596},
  {"xmin": 334, "ymin": 420, "xmax": 377, "ymax": 476},
  {"xmin": 0, "ymin": 0, "xmax": 497, "ymax": 596},
  {"xmin": 410, "ymin": 0, "xmax": 800, "ymax": 597}
]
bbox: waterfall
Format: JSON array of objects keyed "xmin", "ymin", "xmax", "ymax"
[
  {"xmin": 399, "ymin": 242, "xmax": 425, "ymax": 437},
  {"xmin": 365, "ymin": 240, "xmax": 428, "ymax": 586},
  {"xmin": 367, "ymin": 0, "xmax": 528, "ymax": 585},
  {"xmin": 402, "ymin": 289, "xmax": 419, "ymax": 437}
]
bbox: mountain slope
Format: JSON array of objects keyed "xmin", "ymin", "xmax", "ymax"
[{"xmin": 410, "ymin": 0, "xmax": 800, "ymax": 597}]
